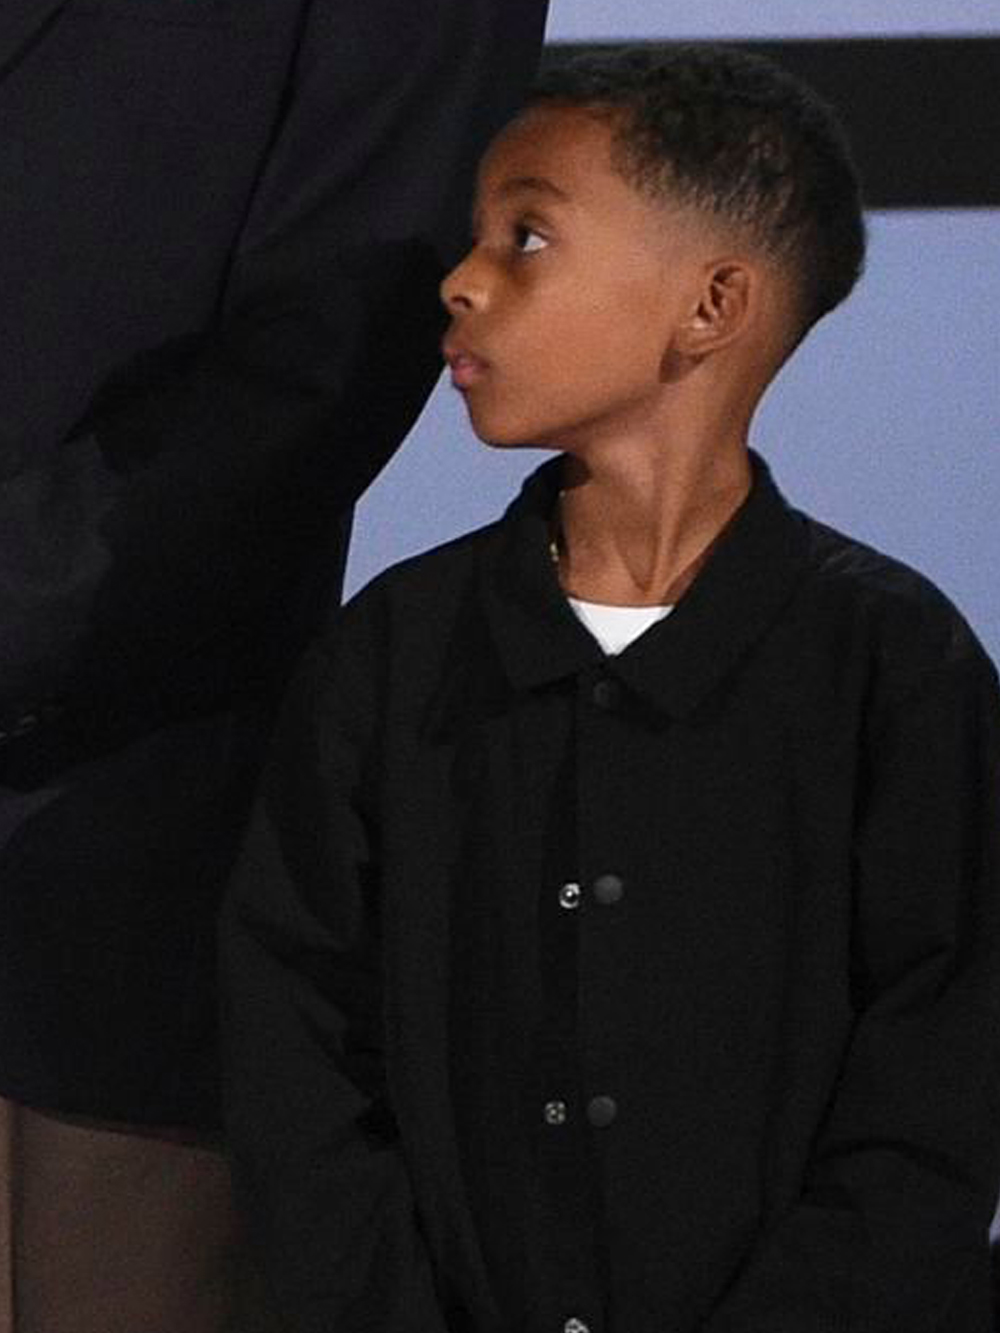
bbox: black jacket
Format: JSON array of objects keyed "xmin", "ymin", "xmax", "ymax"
[
  {"xmin": 222, "ymin": 454, "xmax": 1000, "ymax": 1332},
  {"xmin": 0, "ymin": 0, "xmax": 548, "ymax": 1126}
]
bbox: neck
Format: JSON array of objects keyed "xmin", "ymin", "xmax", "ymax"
[{"xmin": 554, "ymin": 437, "xmax": 752, "ymax": 606}]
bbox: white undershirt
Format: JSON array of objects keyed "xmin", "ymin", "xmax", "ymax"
[{"xmin": 568, "ymin": 597, "xmax": 674, "ymax": 656}]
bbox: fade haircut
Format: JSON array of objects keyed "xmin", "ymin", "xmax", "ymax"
[{"xmin": 531, "ymin": 43, "xmax": 866, "ymax": 334}]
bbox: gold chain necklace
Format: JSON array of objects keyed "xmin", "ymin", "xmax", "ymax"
[{"xmin": 548, "ymin": 491, "xmax": 566, "ymax": 569}]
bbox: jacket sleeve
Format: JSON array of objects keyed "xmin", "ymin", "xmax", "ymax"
[
  {"xmin": 220, "ymin": 609, "xmax": 449, "ymax": 1332},
  {"xmin": 703, "ymin": 640, "xmax": 1000, "ymax": 1331},
  {"xmin": 0, "ymin": 0, "xmax": 548, "ymax": 768}
]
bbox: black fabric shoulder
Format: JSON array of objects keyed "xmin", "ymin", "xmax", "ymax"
[{"xmin": 802, "ymin": 514, "xmax": 994, "ymax": 684}]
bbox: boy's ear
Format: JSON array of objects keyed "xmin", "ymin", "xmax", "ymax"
[{"xmin": 675, "ymin": 259, "xmax": 755, "ymax": 357}]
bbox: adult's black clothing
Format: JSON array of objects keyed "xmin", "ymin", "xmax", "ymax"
[
  {"xmin": 222, "ymin": 453, "xmax": 1000, "ymax": 1333},
  {"xmin": 0, "ymin": 0, "xmax": 548, "ymax": 1128}
]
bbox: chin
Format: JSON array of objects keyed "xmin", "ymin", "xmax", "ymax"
[
  {"xmin": 465, "ymin": 397, "xmax": 564, "ymax": 451},
  {"xmin": 479, "ymin": 433, "xmax": 538, "ymax": 451},
  {"xmin": 468, "ymin": 411, "xmax": 537, "ymax": 449}
]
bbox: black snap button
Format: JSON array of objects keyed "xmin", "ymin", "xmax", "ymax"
[
  {"xmin": 592, "ymin": 873, "xmax": 624, "ymax": 905},
  {"xmin": 558, "ymin": 881, "xmax": 581, "ymax": 910},
  {"xmin": 586, "ymin": 1095, "xmax": 618, "ymax": 1128},
  {"xmin": 591, "ymin": 678, "xmax": 619, "ymax": 709}
]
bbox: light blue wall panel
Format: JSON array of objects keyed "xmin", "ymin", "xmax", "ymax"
[
  {"xmin": 544, "ymin": 0, "xmax": 1000, "ymax": 40},
  {"xmin": 345, "ymin": 211, "xmax": 1000, "ymax": 665}
]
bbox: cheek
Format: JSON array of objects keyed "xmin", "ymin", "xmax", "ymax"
[
  {"xmin": 463, "ymin": 283, "xmax": 667, "ymax": 442},
  {"xmin": 513, "ymin": 296, "xmax": 650, "ymax": 383},
  {"xmin": 534, "ymin": 309, "xmax": 663, "ymax": 399}
]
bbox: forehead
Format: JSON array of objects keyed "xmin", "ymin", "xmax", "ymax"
[
  {"xmin": 473, "ymin": 103, "xmax": 721, "ymax": 266},
  {"xmin": 476, "ymin": 104, "xmax": 627, "ymax": 208}
]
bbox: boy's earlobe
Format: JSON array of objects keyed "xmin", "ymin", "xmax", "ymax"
[{"xmin": 678, "ymin": 261, "xmax": 753, "ymax": 356}]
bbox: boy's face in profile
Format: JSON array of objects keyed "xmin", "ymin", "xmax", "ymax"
[{"xmin": 441, "ymin": 104, "xmax": 717, "ymax": 451}]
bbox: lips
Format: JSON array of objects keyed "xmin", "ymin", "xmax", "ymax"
[{"xmin": 443, "ymin": 339, "xmax": 490, "ymax": 389}]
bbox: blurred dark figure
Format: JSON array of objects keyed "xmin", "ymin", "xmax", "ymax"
[{"xmin": 0, "ymin": 0, "xmax": 547, "ymax": 1328}]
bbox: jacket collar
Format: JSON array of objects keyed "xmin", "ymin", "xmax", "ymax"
[
  {"xmin": 0, "ymin": 0, "xmax": 70, "ymax": 80},
  {"xmin": 482, "ymin": 450, "xmax": 811, "ymax": 720}
]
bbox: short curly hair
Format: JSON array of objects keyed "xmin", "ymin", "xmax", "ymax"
[{"xmin": 531, "ymin": 43, "xmax": 866, "ymax": 333}]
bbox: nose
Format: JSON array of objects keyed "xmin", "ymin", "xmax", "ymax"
[{"xmin": 440, "ymin": 248, "xmax": 488, "ymax": 315}]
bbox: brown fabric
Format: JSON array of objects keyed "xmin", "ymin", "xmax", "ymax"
[
  {"xmin": 0, "ymin": 1101, "xmax": 12, "ymax": 1333},
  {"xmin": 0, "ymin": 1097, "xmax": 280, "ymax": 1333}
]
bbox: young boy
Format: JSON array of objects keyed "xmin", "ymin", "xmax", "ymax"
[{"xmin": 221, "ymin": 45, "xmax": 1000, "ymax": 1333}]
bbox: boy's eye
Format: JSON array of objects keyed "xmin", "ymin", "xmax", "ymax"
[{"xmin": 514, "ymin": 224, "xmax": 548, "ymax": 254}]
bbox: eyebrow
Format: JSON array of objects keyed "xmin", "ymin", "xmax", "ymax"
[{"xmin": 494, "ymin": 175, "xmax": 571, "ymax": 203}]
